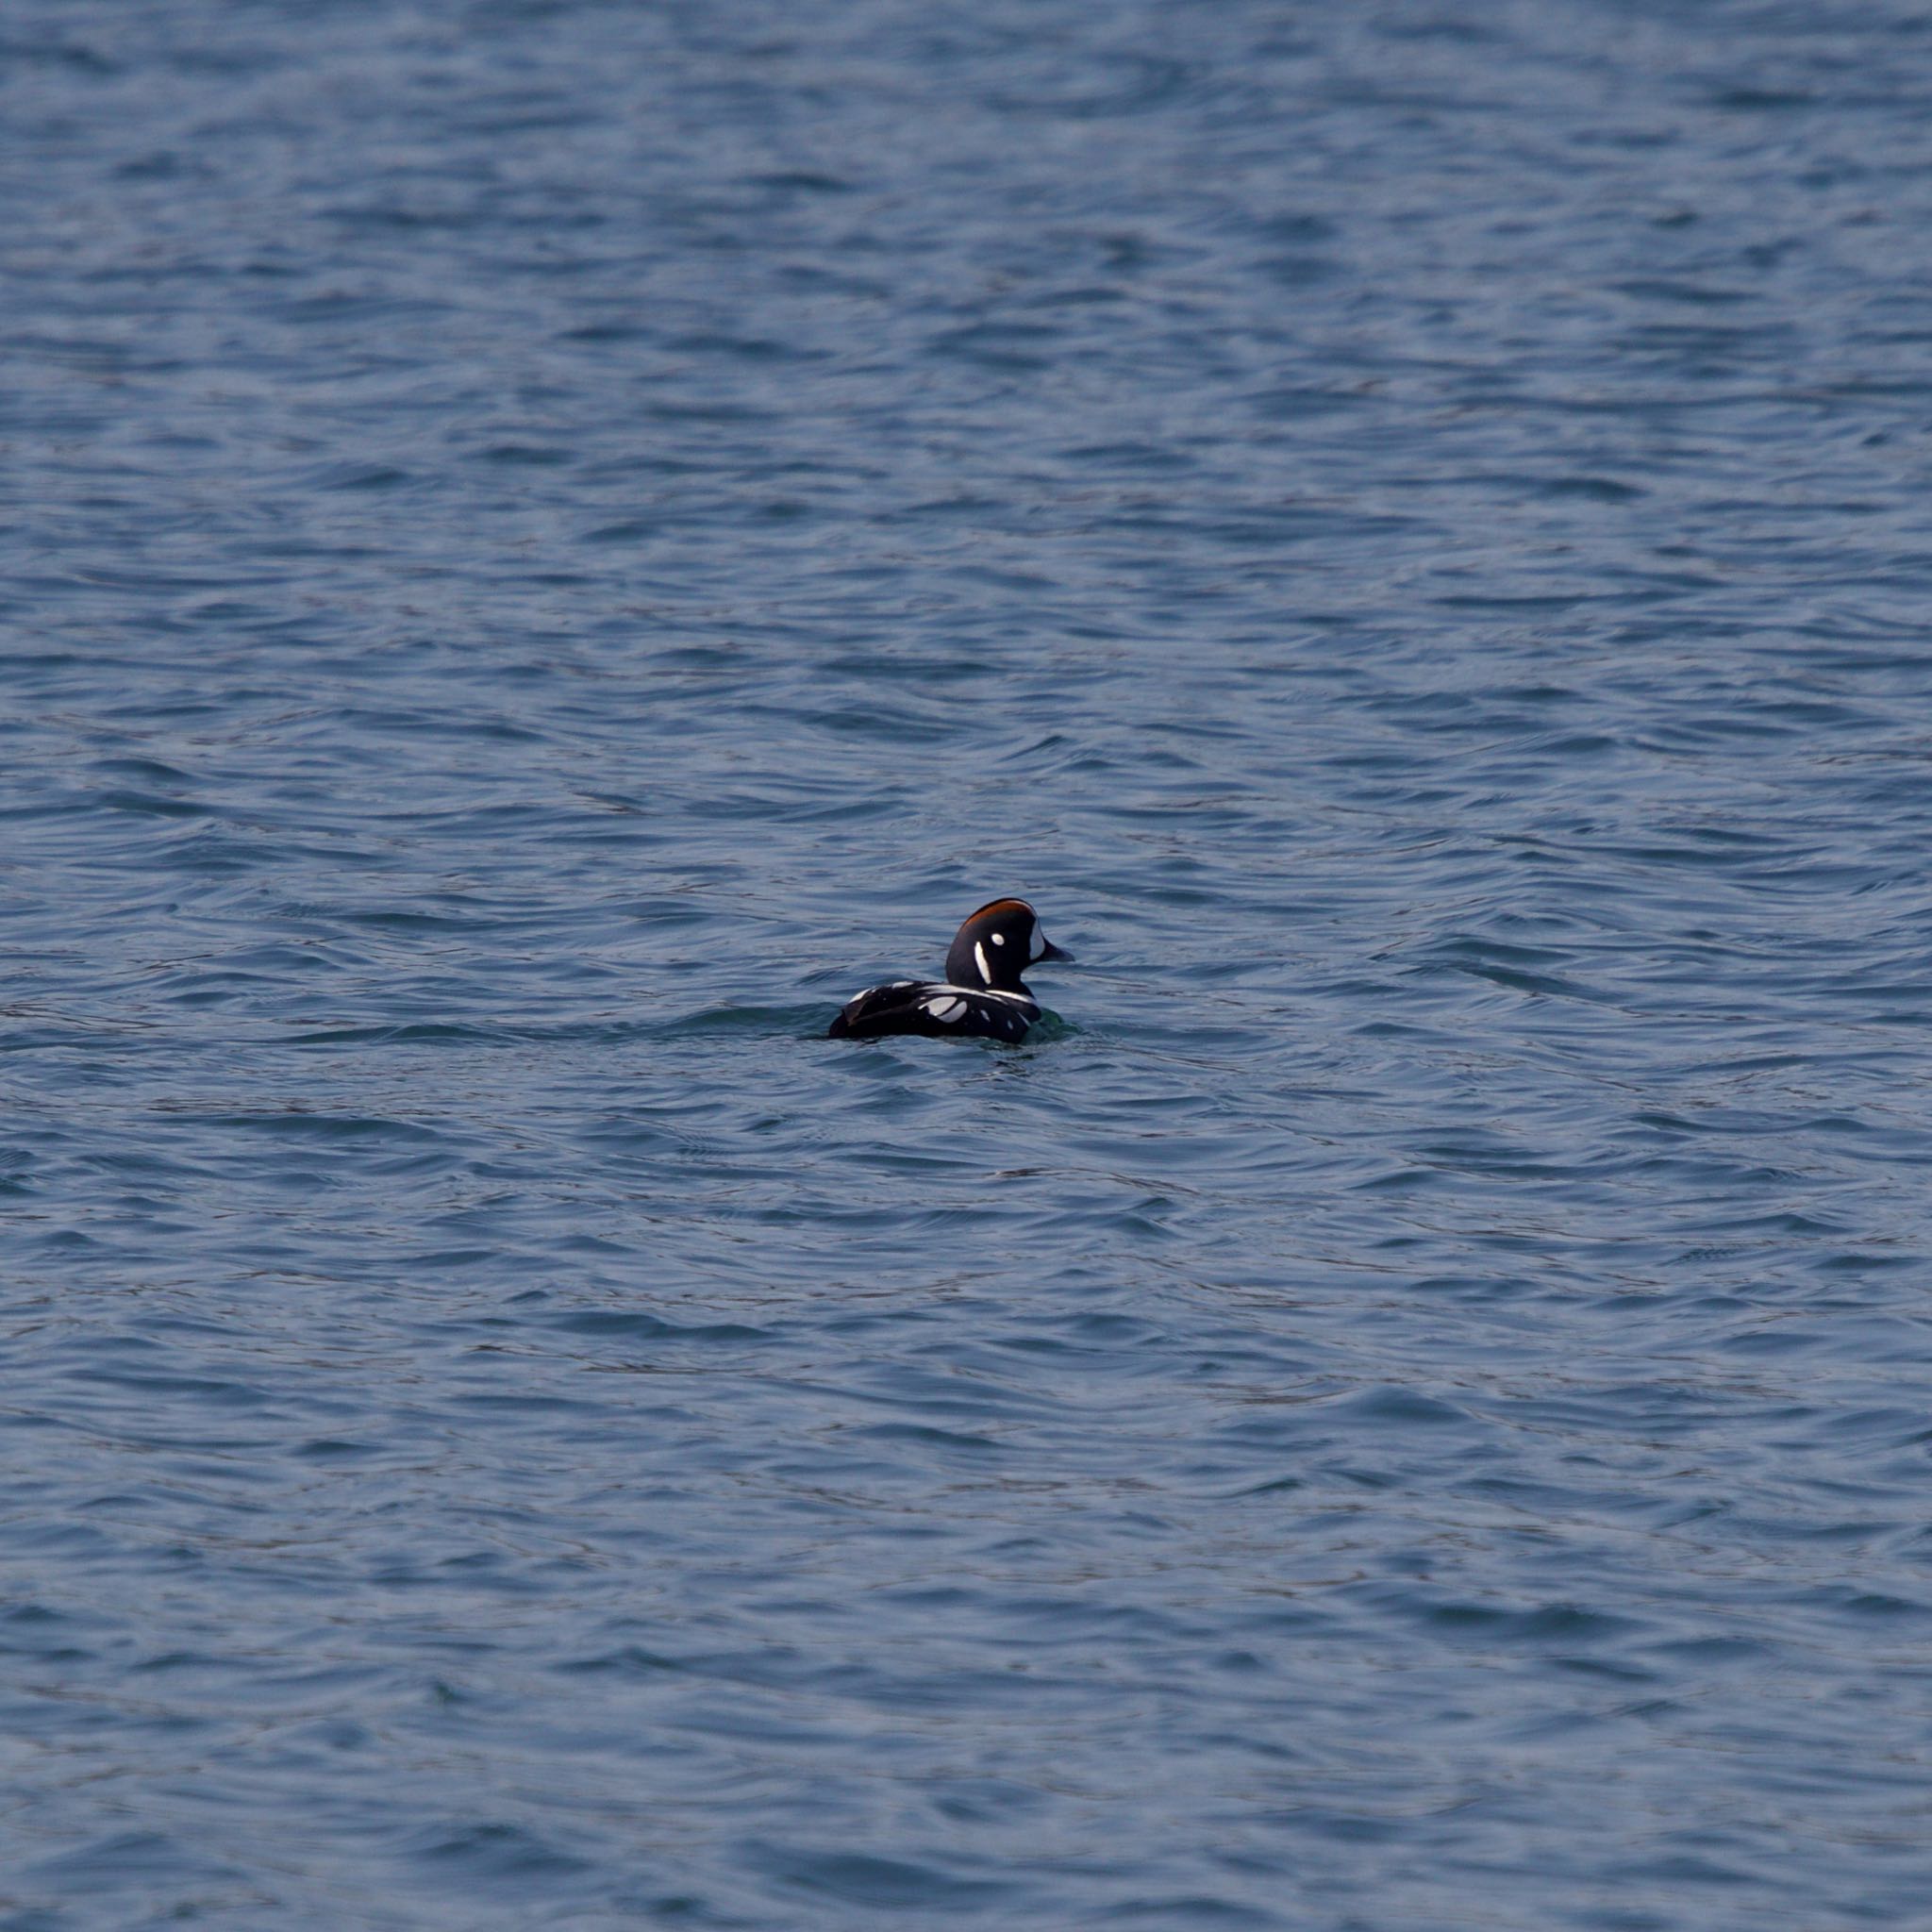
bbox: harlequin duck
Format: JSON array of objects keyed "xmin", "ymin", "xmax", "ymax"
[{"xmin": 827, "ymin": 898, "xmax": 1074, "ymax": 1042}]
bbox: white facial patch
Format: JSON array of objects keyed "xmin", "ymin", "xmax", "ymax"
[
  {"xmin": 924, "ymin": 995, "xmax": 968, "ymax": 1024},
  {"xmin": 1031, "ymin": 925, "xmax": 1049, "ymax": 961}
]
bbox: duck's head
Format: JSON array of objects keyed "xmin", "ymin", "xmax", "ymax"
[{"xmin": 945, "ymin": 897, "xmax": 1073, "ymax": 993}]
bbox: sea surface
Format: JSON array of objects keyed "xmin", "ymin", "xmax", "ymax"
[{"xmin": 8, "ymin": 3, "xmax": 1932, "ymax": 1927}]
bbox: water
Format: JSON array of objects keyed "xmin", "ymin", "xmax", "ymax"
[{"xmin": 8, "ymin": 2, "xmax": 1932, "ymax": 1925}]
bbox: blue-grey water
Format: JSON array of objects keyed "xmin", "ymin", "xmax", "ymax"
[{"xmin": 8, "ymin": 3, "xmax": 1932, "ymax": 1926}]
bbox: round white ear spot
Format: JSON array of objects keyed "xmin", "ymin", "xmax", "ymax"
[{"xmin": 991, "ymin": 932, "xmax": 1005, "ymax": 944}]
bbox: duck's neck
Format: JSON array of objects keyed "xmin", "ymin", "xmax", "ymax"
[{"xmin": 946, "ymin": 930, "xmax": 1027, "ymax": 993}]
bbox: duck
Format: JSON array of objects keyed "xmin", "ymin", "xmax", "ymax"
[{"xmin": 827, "ymin": 898, "xmax": 1073, "ymax": 1042}]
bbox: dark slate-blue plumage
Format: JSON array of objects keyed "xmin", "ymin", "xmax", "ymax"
[{"xmin": 827, "ymin": 899, "xmax": 1073, "ymax": 1042}]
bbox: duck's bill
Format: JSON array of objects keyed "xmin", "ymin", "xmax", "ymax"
[{"xmin": 1037, "ymin": 937, "xmax": 1074, "ymax": 964}]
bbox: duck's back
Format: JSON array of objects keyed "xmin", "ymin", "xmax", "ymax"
[{"xmin": 827, "ymin": 981, "xmax": 1038, "ymax": 1041}]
